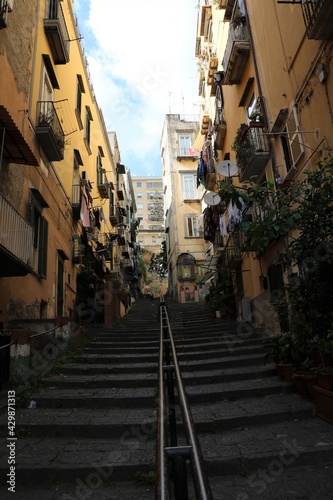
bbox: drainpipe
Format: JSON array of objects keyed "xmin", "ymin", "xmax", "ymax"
[{"xmin": 0, "ymin": 126, "xmax": 5, "ymax": 172}]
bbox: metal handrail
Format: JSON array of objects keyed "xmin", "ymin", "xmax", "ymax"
[
  {"xmin": 0, "ymin": 326, "xmax": 58, "ymax": 350},
  {"xmin": 0, "ymin": 340, "xmax": 16, "ymax": 351},
  {"xmin": 156, "ymin": 297, "xmax": 213, "ymax": 500}
]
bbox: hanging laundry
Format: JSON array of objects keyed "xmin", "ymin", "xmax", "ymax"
[
  {"xmin": 80, "ymin": 186, "xmax": 91, "ymax": 228},
  {"xmin": 219, "ymin": 213, "xmax": 228, "ymax": 237},
  {"xmin": 100, "ymin": 207, "xmax": 108, "ymax": 225}
]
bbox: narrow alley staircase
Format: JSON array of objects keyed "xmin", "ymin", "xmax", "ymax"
[{"xmin": 1, "ymin": 297, "xmax": 333, "ymax": 499}]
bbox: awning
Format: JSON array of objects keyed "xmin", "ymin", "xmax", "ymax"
[
  {"xmin": 193, "ymin": 130, "xmax": 205, "ymax": 153},
  {"xmin": 0, "ymin": 106, "xmax": 38, "ymax": 166},
  {"xmin": 205, "ymin": 254, "xmax": 221, "ymax": 270}
]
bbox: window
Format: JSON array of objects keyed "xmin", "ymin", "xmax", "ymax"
[
  {"xmin": 137, "ymin": 203, "xmax": 143, "ymax": 209},
  {"xmin": 152, "ymin": 237, "xmax": 157, "ymax": 244},
  {"xmin": 185, "ymin": 216, "xmax": 199, "ymax": 237},
  {"xmin": 147, "ymin": 182, "xmax": 163, "ymax": 189},
  {"xmin": 29, "ymin": 191, "xmax": 49, "ymax": 278},
  {"xmin": 182, "ymin": 174, "xmax": 198, "ymax": 200},
  {"xmin": 84, "ymin": 106, "xmax": 93, "ymax": 155},
  {"xmin": 136, "ymin": 182, "xmax": 142, "ymax": 187},
  {"xmin": 281, "ymin": 107, "xmax": 304, "ymax": 174},
  {"xmin": 178, "ymin": 135, "xmax": 193, "ymax": 156},
  {"xmin": 75, "ymin": 75, "xmax": 85, "ymax": 129},
  {"xmin": 137, "ymin": 193, "xmax": 143, "ymax": 198},
  {"xmin": 246, "ymin": 93, "xmax": 256, "ymax": 120}
]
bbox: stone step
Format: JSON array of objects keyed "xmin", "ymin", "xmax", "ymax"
[
  {"xmin": 58, "ymin": 362, "xmax": 275, "ymax": 380},
  {"xmin": 76, "ymin": 350, "xmax": 267, "ymax": 367},
  {"xmin": 0, "ymin": 436, "xmax": 155, "ymax": 492},
  {"xmin": 45, "ymin": 365, "xmax": 277, "ymax": 389},
  {"xmin": 82, "ymin": 341, "xmax": 266, "ymax": 357},
  {"xmin": 198, "ymin": 417, "xmax": 333, "ymax": 478},
  {"xmin": 0, "ymin": 394, "xmax": 314, "ymax": 440}
]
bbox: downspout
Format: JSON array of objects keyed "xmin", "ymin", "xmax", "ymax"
[
  {"xmin": 0, "ymin": 127, "xmax": 5, "ymax": 172},
  {"xmin": 28, "ymin": 0, "xmax": 41, "ymax": 124}
]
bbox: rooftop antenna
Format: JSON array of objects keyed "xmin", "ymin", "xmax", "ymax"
[{"xmin": 168, "ymin": 92, "xmax": 173, "ymax": 113}]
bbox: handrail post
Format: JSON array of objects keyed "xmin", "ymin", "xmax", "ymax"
[
  {"xmin": 157, "ymin": 297, "xmax": 213, "ymax": 500},
  {"xmin": 9, "ymin": 329, "xmax": 30, "ymax": 385},
  {"xmin": 174, "ymin": 455, "xmax": 189, "ymax": 500}
]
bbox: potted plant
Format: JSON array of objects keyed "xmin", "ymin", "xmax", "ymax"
[
  {"xmin": 313, "ymin": 382, "xmax": 333, "ymax": 425},
  {"xmin": 249, "ymin": 111, "xmax": 264, "ymax": 128}
]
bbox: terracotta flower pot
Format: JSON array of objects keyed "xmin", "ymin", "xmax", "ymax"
[
  {"xmin": 313, "ymin": 386, "xmax": 333, "ymax": 425},
  {"xmin": 304, "ymin": 374, "xmax": 318, "ymax": 400},
  {"xmin": 277, "ymin": 363, "xmax": 293, "ymax": 382},
  {"xmin": 317, "ymin": 373, "xmax": 333, "ymax": 391},
  {"xmin": 291, "ymin": 373, "xmax": 309, "ymax": 399}
]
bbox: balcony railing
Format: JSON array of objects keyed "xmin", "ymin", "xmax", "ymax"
[
  {"xmin": 176, "ymin": 147, "xmax": 198, "ymax": 159},
  {"xmin": 222, "ymin": 23, "xmax": 250, "ymax": 85},
  {"xmin": 35, "ymin": 101, "xmax": 65, "ymax": 161},
  {"xmin": 0, "ymin": 194, "xmax": 33, "ymax": 276},
  {"xmin": 234, "ymin": 124, "xmax": 270, "ymax": 183},
  {"xmin": 97, "ymin": 233, "xmax": 112, "ymax": 259},
  {"xmin": 97, "ymin": 171, "xmax": 111, "ymax": 199},
  {"xmin": 301, "ymin": 0, "xmax": 333, "ymax": 40},
  {"xmin": 72, "ymin": 184, "xmax": 81, "ymax": 218},
  {"xmin": 44, "ymin": 0, "xmax": 70, "ymax": 64}
]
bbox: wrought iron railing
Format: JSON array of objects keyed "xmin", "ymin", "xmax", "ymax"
[
  {"xmin": 156, "ymin": 298, "xmax": 213, "ymax": 499},
  {"xmin": 0, "ymin": 194, "xmax": 34, "ymax": 267}
]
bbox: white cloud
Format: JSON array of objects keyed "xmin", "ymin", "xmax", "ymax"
[{"xmin": 74, "ymin": 0, "xmax": 200, "ymax": 176}]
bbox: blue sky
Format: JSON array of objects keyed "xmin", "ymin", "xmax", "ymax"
[{"xmin": 74, "ymin": 0, "xmax": 200, "ymax": 177}]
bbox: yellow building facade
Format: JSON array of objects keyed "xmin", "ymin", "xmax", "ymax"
[
  {"xmin": 0, "ymin": 0, "xmax": 138, "ymax": 334},
  {"xmin": 195, "ymin": 0, "xmax": 333, "ymax": 328},
  {"xmin": 161, "ymin": 114, "xmax": 207, "ymax": 302}
]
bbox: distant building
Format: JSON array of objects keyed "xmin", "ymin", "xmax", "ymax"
[
  {"xmin": 132, "ymin": 176, "xmax": 167, "ymax": 296},
  {"xmin": 161, "ymin": 114, "xmax": 207, "ymax": 303}
]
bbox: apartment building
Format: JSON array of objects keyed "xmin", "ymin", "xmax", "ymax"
[
  {"xmin": 194, "ymin": 0, "xmax": 333, "ymax": 329},
  {"xmin": 0, "ymin": 0, "xmax": 137, "ymax": 344},
  {"xmin": 161, "ymin": 115, "xmax": 207, "ymax": 302},
  {"xmin": 131, "ymin": 176, "xmax": 167, "ymax": 297}
]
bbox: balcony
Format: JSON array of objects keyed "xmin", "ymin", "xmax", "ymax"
[
  {"xmin": 176, "ymin": 147, "xmax": 198, "ymax": 160},
  {"xmin": 201, "ymin": 115, "xmax": 210, "ymax": 135},
  {"xmin": 97, "ymin": 233, "xmax": 112, "ymax": 259},
  {"xmin": 109, "ymin": 207, "xmax": 119, "ymax": 227},
  {"xmin": 207, "ymin": 57, "xmax": 219, "ymax": 86},
  {"xmin": 302, "ymin": 0, "xmax": 333, "ymax": 40},
  {"xmin": 226, "ymin": 231, "xmax": 243, "ymax": 270},
  {"xmin": 222, "ymin": 23, "xmax": 250, "ymax": 85},
  {"xmin": 0, "ymin": 194, "xmax": 33, "ymax": 276},
  {"xmin": 72, "ymin": 184, "xmax": 81, "ymax": 217},
  {"xmin": 234, "ymin": 124, "xmax": 270, "ymax": 183},
  {"xmin": 35, "ymin": 101, "xmax": 65, "ymax": 161},
  {"xmin": 72, "ymin": 235, "xmax": 85, "ymax": 263},
  {"xmin": 97, "ymin": 171, "xmax": 111, "ymax": 199},
  {"xmin": 44, "ymin": 0, "xmax": 70, "ymax": 64},
  {"xmin": 214, "ymin": 121, "xmax": 227, "ymax": 150}
]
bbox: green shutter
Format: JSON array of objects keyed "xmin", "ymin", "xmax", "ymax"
[
  {"xmin": 110, "ymin": 190, "xmax": 115, "ymax": 217},
  {"xmin": 38, "ymin": 217, "xmax": 48, "ymax": 278}
]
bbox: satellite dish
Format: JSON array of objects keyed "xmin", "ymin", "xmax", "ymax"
[
  {"xmin": 204, "ymin": 191, "xmax": 221, "ymax": 206},
  {"xmin": 217, "ymin": 160, "xmax": 238, "ymax": 177}
]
